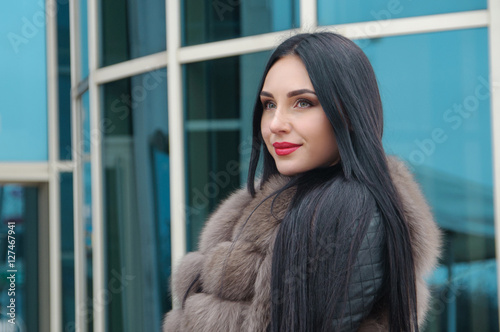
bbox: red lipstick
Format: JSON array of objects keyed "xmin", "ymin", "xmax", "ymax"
[{"xmin": 272, "ymin": 142, "xmax": 301, "ymax": 156}]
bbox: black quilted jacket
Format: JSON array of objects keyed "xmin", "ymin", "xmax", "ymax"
[{"xmin": 332, "ymin": 212, "xmax": 386, "ymax": 331}]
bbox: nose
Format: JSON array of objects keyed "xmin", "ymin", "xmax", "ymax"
[{"xmin": 268, "ymin": 109, "xmax": 291, "ymax": 134}]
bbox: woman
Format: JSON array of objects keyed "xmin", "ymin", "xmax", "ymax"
[{"xmin": 163, "ymin": 32, "xmax": 441, "ymax": 331}]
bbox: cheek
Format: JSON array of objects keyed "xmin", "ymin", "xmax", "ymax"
[
  {"xmin": 303, "ymin": 117, "xmax": 338, "ymax": 160},
  {"xmin": 322, "ymin": 128, "xmax": 340, "ymax": 161},
  {"xmin": 260, "ymin": 118, "xmax": 271, "ymax": 143}
]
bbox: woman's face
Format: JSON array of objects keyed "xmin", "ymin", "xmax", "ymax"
[{"xmin": 260, "ymin": 55, "xmax": 340, "ymax": 176}]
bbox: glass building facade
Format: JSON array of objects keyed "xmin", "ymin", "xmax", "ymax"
[{"xmin": 0, "ymin": 0, "xmax": 499, "ymax": 331}]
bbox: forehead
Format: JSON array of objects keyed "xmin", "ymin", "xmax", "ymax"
[{"xmin": 262, "ymin": 55, "xmax": 314, "ymax": 91}]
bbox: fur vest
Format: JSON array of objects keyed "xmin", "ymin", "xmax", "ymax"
[{"xmin": 163, "ymin": 156, "xmax": 441, "ymax": 331}]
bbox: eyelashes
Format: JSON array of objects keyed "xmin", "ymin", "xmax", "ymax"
[
  {"xmin": 262, "ymin": 100, "xmax": 277, "ymax": 110},
  {"xmin": 261, "ymin": 98, "xmax": 316, "ymax": 110},
  {"xmin": 296, "ymin": 99, "xmax": 313, "ymax": 108}
]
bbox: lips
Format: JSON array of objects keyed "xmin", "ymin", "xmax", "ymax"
[{"xmin": 272, "ymin": 142, "xmax": 302, "ymax": 156}]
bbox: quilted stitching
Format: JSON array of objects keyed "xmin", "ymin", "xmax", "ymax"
[{"xmin": 332, "ymin": 212, "xmax": 386, "ymax": 331}]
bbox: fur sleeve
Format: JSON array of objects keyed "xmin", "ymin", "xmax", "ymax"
[
  {"xmin": 171, "ymin": 251, "xmax": 204, "ymax": 306},
  {"xmin": 164, "ymin": 187, "xmax": 253, "ymax": 331}
]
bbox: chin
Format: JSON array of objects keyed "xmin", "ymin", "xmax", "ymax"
[{"xmin": 275, "ymin": 165, "xmax": 303, "ymax": 177}]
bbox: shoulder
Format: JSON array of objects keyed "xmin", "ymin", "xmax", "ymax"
[
  {"xmin": 386, "ymin": 155, "xmax": 442, "ymax": 276},
  {"xmin": 198, "ymin": 186, "xmax": 253, "ymax": 252},
  {"xmin": 198, "ymin": 174, "xmax": 292, "ymax": 252}
]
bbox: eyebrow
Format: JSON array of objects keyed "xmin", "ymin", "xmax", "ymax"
[{"xmin": 260, "ymin": 89, "xmax": 317, "ymax": 98}]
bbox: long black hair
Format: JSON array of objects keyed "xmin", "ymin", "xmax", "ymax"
[{"xmin": 247, "ymin": 32, "xmax": 419, "ymax": 331}]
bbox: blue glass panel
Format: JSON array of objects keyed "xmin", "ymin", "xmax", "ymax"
[
  {"xmin": 83, "ymin": 161, "xmax": 93, "ymax": 332},
  {"xmin": 318, "ymin": 0, "xmax": 486, "ymax": 26},
  {"xmin": 184, "ymin": 51, "xmax": 270, "ymax": 250},
  {"xmin": 0, "ymin": 1, "xmax": 48, "ymax": 161},
  {"xmin": 59, "ymin": 71, "xmax": 72, "ymax": 160},
  {"xmin": 60, "ymin": 173, "xmax": 75, "ymax": 331},
  {"xmin": 362, "ymin": 28, "xmax": 496, "ymax": 331},
  {"xmin": 81, "ymin": 0, "xmax": 89, "ymax": 79},
  {"xmin": 100, "ymin": 0, "xmax": 166, "ymax": 67},
  {"xmin": 182, "ymin": 0, "xmax": 298, "ymax": 46},
  {"xmin": 58, "ymin": 0, "xmax": 72, "ymax": 160},
  {"xmin": 82, "ymin": 92, "xmax": 90, "ymax": 154},
  {"xmin": 152, "ymin": 146, "xmax": 171, "ymax": 315},
  {"xmin": 101, "ymin": 69, "xmax": 170, "ymax": 330},
  {"xmin": 84, "ymin": 162, "xmax": 92, "ymax": 249},
  {"xmin": 365, "ymin": 29, "xmax": 492, "ymax": 188}
]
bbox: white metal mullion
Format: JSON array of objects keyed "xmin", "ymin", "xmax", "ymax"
[
  {"xmin": 72, "ymin": 77, "xmax": 89, "ymax": 99},
  {"xmin": 0, "ymin": 163, "xmax": 50, "ymax": 182},
  {"xmin": 333, "ymin": 9, "xmax": 488, "ymax": 40},
  {"xmin": 54, "ymin": 161, "xmax": 76, "ymax": 172},
  {"xmin": 166, "ymin": 0, "xmax": 186, "ymax": 308},
  {"xmin": 94, "ymin": 50, "xmax": 168, "ymax": 85},
  {"xmin": 88, "ymin": 0, "xmax": 106, "ymax": 330},
  {"xmin": 177, "ymin": 10, "xmax": 488, "ymax": 64},
  {"xmin": 300, "ymin": 0, "xmax": 317, "ymax": 30},
  {"xmin": 69, "ymin": 0, "xmax": 88, "ymax": 330},
  {"xmin": 178, "ymin": 29, "xmax": 299, "ymax": 64},
  {"xmin": 487, "ymin": 0, "xmax": 500, "ymax": 328},
  {"xmin": 46, "ymin": 0, "xmax": 62, "ymax": 330},
  {"xmin": 70, "ymin": 98, "xmax": 87, "ymax": 332}
]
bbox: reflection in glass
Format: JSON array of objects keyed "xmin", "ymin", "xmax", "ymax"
[
  {"xmin": 184, "ymin": 52, "xmax": 270, "ymax": 250},
  {"xmin": 185, "ymin": 57, "xmax": 241, "ymax": 121},
  {"xmin": 60, "ymin": 173, "xmax": 76, "ymax": 330},
  {"xmin": 186, "ymin": 130, "xmax": 241, "ymax": 248},
  {"xmin": 360, "ymin": 28, "xmax": 497, "ymax": 331},
  {"xmin": 83, "ymin": 92, "xmax": 91, "ymax": 154},
  {"xmin": 100, "ymin": 0, "xmax": 166, "ymax": 67},
  {"xmin": 0, "ymin": 185, "xmax": 38, "ymax": 331},
  {"xmin": 58, "ymin": 0, "xmax": 72, "ymax": 160},
  {"xmin": 101, "ymin": 69, "xmax": 170, "ymax": 331},
  {"xmin": 318, "ymin": 0, "xmax": 486, "ymax": 26},
  {"xmin": 83, "ymin": 162, "xmax": 93, "ymax": 332},
  {"xmin": 182, "ymin": 0, "xmax": 299, "ymax": 46}
]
